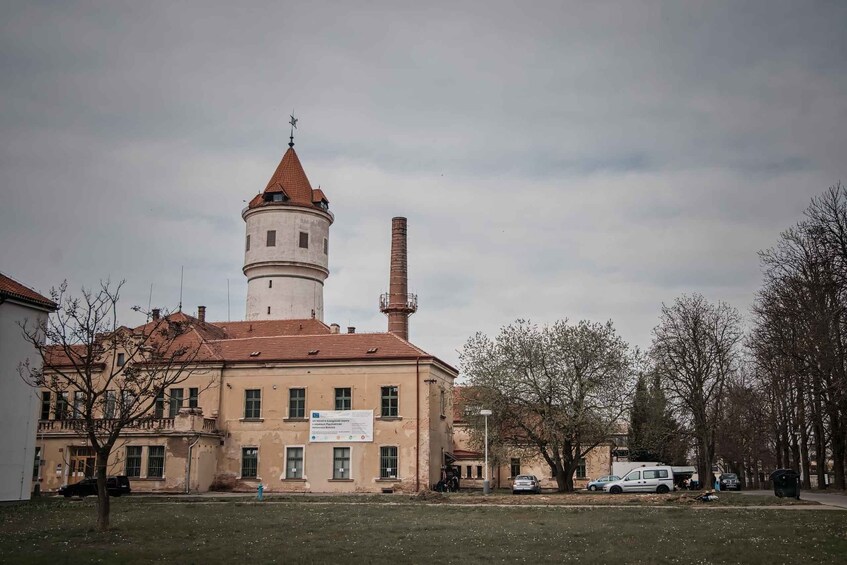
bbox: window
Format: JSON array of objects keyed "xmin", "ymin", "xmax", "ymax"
[
  {"xmin": 104, "ymin": 390, "xmax": 116, "ymax": 419},
  {"xmin": 643, "ymin": 469, "xmax": 669, "ymax": 479},
  {"xmin": 333, "ymin": 447, "xmax": 350, "ymax": 479},
  {"xmin": 286, "ymin": 447, "xmax": 303, "ymax": 479},
  {"xmin": 244, "ymin": 389, "xmax": 261, "ymax": 419},
  {"xmin": 624, "ymin": 471, "xmax": 640, "ymax": 481},
  {"xmin": 55, "ymin": 392, "xmax": 68, "ymax": 420},
  {"xmin": 268, "ymin": 279, "xmax": 272, "ymax": 288},
  {"xmin": 242, "ymin": 447, "xmax": 258, "ymax": 478},
  {"xmin": 169, "ymin": 388, "xmax": 184, "ymax": 418},
  {"xmin": 440, "ymin": 390, "xmax": 446, "ymax": 417},
  {"xmin": 299, "ymin": 231, "xmax": 309, "ymax": 249},
  {"xmin": 189, "ymin": 388, "xmax": 198, "ymax": 409},
  {"xmin": 72, "ymin": 391, "xmax": 85, "ymax": 419},
  {"xmin": 154, "ymin": 391, "xmax": 165, "ymax": 418},
  {"xmin": 272, "ymin": 193, "xmax": 284, "ymax": 202},
  {"xmin": 476, "ymin": 465, "xmax": 483, "ymax": 479},
  {"xmin": 323, "ymin": 238, "xmax": 328, "ymax": 255},
  {"xmin": 466, "ymin": 466, "xmax": 472, "ymax": 479},
  {"xmin": 40, "ymin": 391, "xmax": 51, "ymax": 420},
  {"xmin": 246, "ymin": 234, "xmax": 251, "ymax": 251},
  {"xmin": 267, "ymin": 306, "xmax": 271, "ymax": 315},
  {"xmin": 380, "ymin": 446, "xmax": 398, "ymax": 479},
  {"xmin": 117, "ymin": 353, "xmax": 125, "ymax": 367},
  {"xmin": 33, "ymin": 447, "xmax": 41, "ymax": 480},
  {"xmin": 289, "ymin": 388, "xmax": 305, "ymax": 418},
  {"xmin": 126, "ymin": 446, "xmax": 142, "ymax": 478},
  {"xmin": 335, "ymin": 387, "xmax": 351, "ymax": 411},
  {"xmin": 120, "ymin": 390, "xmax": 135, "ymax": 414},
  {"xmin": 381, "ymin": 386, "xmax": 398, "ymax": 417},
  {"xmin": 266, "ymin": 230, "xmax": 276, "ymax": 246},
  {"xmin": 147, "ymin": 446, "xmax": 164, "ymax": 478},
  {"xmin": 576, "ymin": 458, "xmax": 586, "ymax": 479},
  {"xmin": 510, "ymin": 458, "xmax": 521, "ymax": 478}
]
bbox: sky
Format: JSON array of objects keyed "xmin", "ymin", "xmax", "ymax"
[{"xmin": 1, "ymin": 1, "xmax": 845, "ymax": 370}]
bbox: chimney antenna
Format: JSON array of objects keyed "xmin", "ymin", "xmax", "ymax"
[
  {"xmin": 147, "ymin": 283, "xmax": 153, "ymax": 322},
  {"xmin": 178, "ymin": 266, "xmax": 184, "ymax": 312}
]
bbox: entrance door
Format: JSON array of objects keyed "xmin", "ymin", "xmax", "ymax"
[{"xmin": 68, "ymin": 446, "xmax": 96, "ymax": 484}]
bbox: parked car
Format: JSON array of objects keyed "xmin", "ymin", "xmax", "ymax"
[
  {"xmin": 59, "ymin": 476, "xmax": 131, "ymax": 498},
  {"xmin": 719, "ymin": 473, "xmax": 741, "ymax": 491},
  {"xmin": 512, "ymin": 474, "xmax": 542, "ymax": 494},
  {"xmin": 604, "ymin": 466, "xmax": 675, "ymax": 494},
  {"xmin": 586, "ymin": 475, "xmax": 621, "ymax": 491}
]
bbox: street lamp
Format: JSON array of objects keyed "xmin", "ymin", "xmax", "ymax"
[{"xmin": 479, "ymin": 409, "xmax": 492, "ymax": 494}]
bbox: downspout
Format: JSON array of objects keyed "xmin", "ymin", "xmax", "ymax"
[
  {"xmin": 415, "ymin": 356, "xmax": 421, "ymax": 492},
  {"xmin": 186, "ymin": 433, "xmax": 201, "ymax": 494}
]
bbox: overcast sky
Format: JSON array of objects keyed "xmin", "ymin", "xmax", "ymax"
[{"xmin": 2, "ymin": 1, "xmax": 845, "ymax": 370}]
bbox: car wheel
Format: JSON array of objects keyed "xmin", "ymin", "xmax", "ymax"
[
  {"xmin": 657, "ymin": 485, "xmax": 670, "ymax": 494},
  {"xmin": 588, "ymin": 485, "xmax": 596, "ymax": 491},
  {"xmin": 610, "ymin": 486, "xmax": 622, "ymax": 494}
]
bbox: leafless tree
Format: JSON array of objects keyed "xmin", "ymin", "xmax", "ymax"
[
  {"xmin": 19, "ymin": 280, "xmax": 208, "ymax": 531},
  {"xmin": 460, "ymin": 319, "xmax": 637, "ymax": 492},
  {"xmin": 650, "ymin": 294, "xmax": 742, "ymax": 488}
]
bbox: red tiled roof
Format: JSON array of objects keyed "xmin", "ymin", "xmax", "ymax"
[
  {"xmin": 208, "ymin": 332, "xmax": 432, "ymax": 363},
  {"xmin": 247, "ymin": 146, "xmax": 324, "ymax": 211},
  {"xmin": 453, "ymin": 449, "xmax": 483, "ymax": 460},
  {"xmin": 209, "ymin": 319, "xmax": 331, "ymax": 339},
  {"xmin": 0, "ymin": 273, "xmax": 56, "ymax": 310}
]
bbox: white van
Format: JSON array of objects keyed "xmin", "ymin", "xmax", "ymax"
[{"xmin": 603, "ymin": 465, "xmax": 675, "ymax": 494}]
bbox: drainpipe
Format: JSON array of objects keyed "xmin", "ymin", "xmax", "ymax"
[
  {"xmin": 415, "ymin": 356, "xmax": 421, "ymax": 492},
  {"xmin": 186, "ymin": 433, "xmax": 201, "ymax": 494}
]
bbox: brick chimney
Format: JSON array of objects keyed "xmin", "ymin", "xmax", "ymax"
[
  {"xmin": 347, "ymin": 326, "xmax": 356, "ymax": 334},
  {"xmin": 197, "ymin": 305, "xmax": 206, "ymax": 323},
  {"xmin": 379, "ymin": 217, "xmax": 417, "ymax": 340},
  {"xmin": 152, "ymin": 308, "xmax": 161, "ymax": 321},
  {"xmin": 330, "ymin": 323, "xmax": 340, "ymax": 334}
]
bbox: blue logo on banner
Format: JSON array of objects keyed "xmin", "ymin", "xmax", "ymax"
[{"xmin": 312, "ymin": 412, "xmax": 320, "ymax": 418}]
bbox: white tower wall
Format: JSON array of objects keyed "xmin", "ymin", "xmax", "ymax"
[{"xmin": 243, "ymin": 206, "xmax": 332, "ymax": 321}]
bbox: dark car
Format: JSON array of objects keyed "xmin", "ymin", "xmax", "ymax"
[
  {"xmin": 59, "ymin": 476, "xmax": 131, "ymax": 498},
  {"xmin": 719, "ymin": 473, "xmax": 741, "ymax": 491}
]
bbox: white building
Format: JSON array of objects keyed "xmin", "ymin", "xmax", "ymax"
[{"xmin": 0, "ymin": 273, "xmax": 55, "ymax": 501}]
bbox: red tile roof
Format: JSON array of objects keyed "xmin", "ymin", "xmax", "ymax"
[
  {"xmin": 0, "ymin": 273, "xmax": 56, "ymax": 310},
  {"xmin": 209, "ymin": 319, "xmax": 331, "ymax": 339},
  {"xmin": 248, "ymin": 147, "xmax": 327, "ymax": 212},
  {"xmin": 209, "ymin": 332, "xmax": 433, "ymax": 363}
]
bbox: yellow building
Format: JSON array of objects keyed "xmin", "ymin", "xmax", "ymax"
[{"xmin": 34, "ymin": 137, "xmax": 457, "ymax": 494}]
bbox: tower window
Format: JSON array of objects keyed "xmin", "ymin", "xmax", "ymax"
[
  {"xmin": 272, "ymin": 193, "xmax": 284, "ymax": 202},
  {"xmin": 246, "ymin": 234, "xmax": 251, "ymax": 251},
  {"xmin": 323, "ymin": 238, "xmax": 328, "ymax": 255},
  {"xmin": 267, "ymin": 230, "xmax": 276, "ymax": 247},
  {"xmin": 268, "ymin": 279, "xmax": 272, "ymax": 288},
  {"xmin": 299, "ymin": 231, "xmax": 309, "ymax": 249},
  {"xmin": 267, "ymin": 306, "xmax": 271, "ymax": 315}
]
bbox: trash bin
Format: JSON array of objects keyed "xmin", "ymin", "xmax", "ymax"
[{"xmin": 769, "ymin": 469, "xmax": 800, "ymax": 499}]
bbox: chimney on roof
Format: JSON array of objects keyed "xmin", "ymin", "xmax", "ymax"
[
  {"xmin": 347, "ymin": 326, "xmax": 356, "ymax": 334},
  {"xmin": 152, "ymin": 308, "xmax": 161, "ymax": 321},
  {"xmin": 197, "ymin": 305, "xmax": 206, "ymax": 323},
  {"xmin": 379, "ymin": 217, "xmax": 417, "ymax": 341},
  {"xmin": 330, "ymin": 323, "xmax": 340, "ymax": 334}
]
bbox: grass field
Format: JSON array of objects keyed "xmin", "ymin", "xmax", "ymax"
[{"xmin": 1, "ymin": 496, "xmax": 845, "ymax": 564}]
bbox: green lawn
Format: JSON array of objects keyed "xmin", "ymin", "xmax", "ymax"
[{"xmin": 1, "ymin": 497, "xmax": 845, "ymax": 564}]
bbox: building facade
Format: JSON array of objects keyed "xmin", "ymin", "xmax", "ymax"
[
  {"xmin": 32, "ymin": 139, "xmax": 458, "ymax": 495},
  {"xmin": 0, "ymin": 273, "xmax": 56, "ymax": 501}
]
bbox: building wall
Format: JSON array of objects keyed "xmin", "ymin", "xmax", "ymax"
[
  {"xmin": 243, "ymin": 206, "xmax": 331, "ymax": 321},
  {"xmin": 217, "ymin": 359, "xmax": 454, "ymax": 493},
  {"xmin": 0, "ymin": 300, "xmax": 49, "ymax": 501}
]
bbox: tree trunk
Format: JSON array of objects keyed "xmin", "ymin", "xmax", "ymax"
[{"xmin": 96, "ymin": 450, "xmax": 110, "ymax": 531}]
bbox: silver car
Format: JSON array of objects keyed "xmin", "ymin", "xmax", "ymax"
[{"xmin": 512, "ymin": 474, "xmax": 542, "ymax": 494}]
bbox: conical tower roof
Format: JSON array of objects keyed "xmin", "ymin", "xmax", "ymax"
[{"xmin": 247, "ymin": 146, "xmax": 329, "ymax": 211}]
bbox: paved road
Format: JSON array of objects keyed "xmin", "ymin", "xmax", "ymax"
[{"xmin": 741, "ymin": 489, "xmax": 847, "ymax": 509}]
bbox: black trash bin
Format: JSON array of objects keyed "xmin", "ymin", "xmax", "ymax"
[{"xmin": 769, "ymin": 469, "xmax": 800, "ymax": 499}]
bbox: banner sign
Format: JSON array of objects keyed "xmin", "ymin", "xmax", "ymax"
[{"xmin": 309, "ymin": 410, "xmax": 374, "ymax": 442}]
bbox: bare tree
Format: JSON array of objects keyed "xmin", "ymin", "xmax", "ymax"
[
  {"xmin": 650, "ymin": 294, "xmax": 742, "ymax": 489},
  {"xmin": 19, "ymin": 280, "xmax": 208, "ymax": 531},
  {"xmin": 460, "ymin": 319, "xmax": 637, "ymax": 492}
]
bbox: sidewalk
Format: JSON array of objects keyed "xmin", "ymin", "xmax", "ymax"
[{"xmin": 741, "ymin": 489, "xmax": 847, "ymax": 509}]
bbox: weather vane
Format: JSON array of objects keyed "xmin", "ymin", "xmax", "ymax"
[{"xmin": 289, "ymin": 113, "xmax": 298, "ymax": 147}]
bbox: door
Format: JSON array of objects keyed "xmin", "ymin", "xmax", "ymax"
[
  {"xmin": 621, "ymin": 470, "xmax": 643, "ymax": 492},
  {"xmin": 68, "ymin": 446, "xmax": 96, "ymax": 484},
  {"xmin": 641, "ymin": 469, "xmax": 660, "ymax": 491}
]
